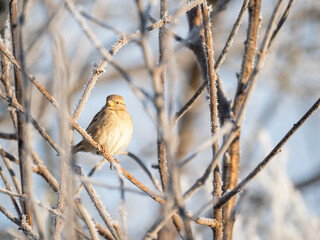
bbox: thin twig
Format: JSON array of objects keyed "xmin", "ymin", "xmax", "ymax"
[
  {"xmin": 123, "ymin": 151, "xmax": 162, "ymax": 192},
  {"xmin": 74, "ymin": 158, "xmax": 108, "ymax": 197},
  {"xmin": 186, "ymin": 211, "xmax": 217, "ymax": 228},
  {"xmin": 295, "ymin": 168, "xmax": 320, "ymax": 189},
  {"xmin": 0, "ymin": 203, "xmax": 20, "ymax": 226},
  {"xmin": 215, "ymin": 0, "xmax": 250, "ymax": 70},
  {"xmin": 0, "ymin": 41, "xmax": 60, "ymax": 108},
  {"xmin": 0, "ymin": 144, "xmax": 22, "ymax": 194},
  {"xmin": 268, "ymin": 0, "xmax": 296, "ymax": 49},
  {"xmin": 80, "ymin": 10, "xmax": 124, "ymax": 36},
  {"xmin": 0, "ymin": 166, "xmax": 22, "ymax": 217},
  {"xmin": 179, "ymin": 123, "xmax": 233, "ymax": 168},
  {"xmin": 65, "ymin": 0, "xmax": 150, "ymax": 122},
  {"xmin": 0, "ymin": 145, "xmax": 59, "ymax": 193}
]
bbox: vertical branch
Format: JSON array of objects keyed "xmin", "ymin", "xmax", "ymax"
[
  {"xmin": 158, "ymin": 0, "xmax": 186, "ymax": 238},
  {"xmin": 201, "ymin": 1, "xmax": 221, "ymax": 239},
  {"xmin": 135, "ymin": 0, "xmax": 184, "ymax": 237},
  {"xmin": 114, "ymin": 163, "xmax": 127, "ymax": 240},
  {"xmin": 222, "ymin": 1, "xmax": 260, "ymax": 239},
  {"xmin": 52, "ymin": 36, "xmax": 77, "ymax": 240},
  {"xmin": 157, "ymin": 0, "xmax": 169, "ymax": 194},
  {"xmin": 19, "ymin": 1, "xmax": 45, "ymax": 236},
  {"xmin": 8, "ymin": 0, "xmax": 33, "ymax": 228}
]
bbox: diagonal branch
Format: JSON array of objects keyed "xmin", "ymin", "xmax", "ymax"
[
  {"xmin": 75, "ymin": 166, "xmax": 121, "ymax": 240},
  {"xmin": 0, "ymin": 92, "xmax": 63, "ymax": 155},
  {"xmin": 216, "ymin": 97, "xmax": 320, "ymax": 208}
]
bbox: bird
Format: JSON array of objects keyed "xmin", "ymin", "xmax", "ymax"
[{"xmin": 72, "ymin": 94, "xmax": 133, "ymax": 157}]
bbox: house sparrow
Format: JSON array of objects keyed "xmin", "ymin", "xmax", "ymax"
[{"xmin": 73, "ymin": 95, "xmax": 133, "ymax": 156}]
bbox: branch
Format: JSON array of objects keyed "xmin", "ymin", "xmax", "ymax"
[
  {"xmin": 0, "ymin": 145, "xmax": 22, "ymax": 195},
  {"xmin": 144, "ymin": 124, "xmax": 239, "ymax": 239},
  {"xmin": 0, "ymin": 145, "xmax": 59, "ymax": 193},
  {"xmin": 268, "ymin": 0, "xmax": 296, "ymax": 49},
  {"xmin": 295, "ymin": 168, "xmax": 320, "ymax": 189},
  {"xmin": 95, "ymin": 221, "xmax": 115, "ymax": 240},
  {"xmin": 175, "ymin": 0, "xmax": 250, "ymax": 125},
  {"xmin": 0, "ymin": 44, "xmax": 166, "ymax": 206},
  {"xmin": 222, "ymin": 0, "xmax": 261, "ymax": 237},
  {"xmin": 0, "ymin": 165, "xmax": 22, "ymax": 217},
  {"xmin": 0, "ymin": 92, "xmax": 63, "ymax": 155},
  {"xmin": 0, "ymin": 132, "xmax": 16, "ymax": 140},
  {"xmin": 65, "ymin": 0, "xmax": 203, "ymax": 122},
  {"xmin": 75, "ymin": 166, "xmax": 121, "ymax": 240},
  {"xmin": 75, "ymin": 199, "xmax": 100, "ymax": 240},
  {"xmin": 216, "ymin": 97, "xmax": 320, "ymax": 208},
  {"xmin": 200, "ymin": 1, "xmax": 221, "ymax": 238},
  {"xmin": 145, "ymin": 96, "xmax": 320, "ymax": 236},
  {"xmin": 123, "ymin": 151, "xmax": 162, "ymax": 192},
  {"xmin": 0, "ymin": 205, "xmax": 39, "ymax": 239},
  {"xmin": 9, "ymin": 0, "xmax": 33, "ymax": 228}
]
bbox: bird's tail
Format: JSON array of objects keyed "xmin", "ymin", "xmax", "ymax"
[{"xmin": 72, "ymin": 142, "xmax": 84, "ymax": 154}]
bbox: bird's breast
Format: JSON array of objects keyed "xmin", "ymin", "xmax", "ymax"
[{"xmin": 94, "ymin": 110, "xmax": 133, "ymax": 155}]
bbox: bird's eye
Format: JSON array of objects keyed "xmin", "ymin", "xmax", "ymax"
[{"xmin": 116, "ymin": 101, "xmax": 119, "ymax": 104}]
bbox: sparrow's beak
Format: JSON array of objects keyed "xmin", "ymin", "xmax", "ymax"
[{"xmin": 107, "ymin": 100, "xmax": 115, "ymax": 107}]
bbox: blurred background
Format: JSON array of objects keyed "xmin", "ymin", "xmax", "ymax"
[{"xmin": 0, "ymin": 0, "xmax": 319, "ymax": 239}]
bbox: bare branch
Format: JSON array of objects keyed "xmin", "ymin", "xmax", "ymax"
[
  {"xmin": 75, "ymin": 166, "xmax": 121, "ymax": 240},
  {"xmin": 0, "ymin": 91, "xmax": 62, "ymax": 155},
  {"xmin": 9, "ymin": 0, "xmax": 33, "ymax": 228},
  {"xmin": 200, "ymin": 1, "xmax": 222, "ymax": 237},
  {"xmin": 174, "ymin": 0, "xmax": 250, "ymax": 125},
  {"xmin": 223, "ymin": 0, "xmax": 261, "ymax": 237},
  {"xmin": 0, "ymin": 132, "xmax": 16, "ymax": 140},
  {"xmin": 216, "ymin": 97, "xmax": 320, "ymax": 208},
  {"xmin": 75, "ymin": 199, "xmax": 100, "ymax": 240},
  {"xmin": 123, "ymin": 151, "xmax": 162, "ymax": 192}
]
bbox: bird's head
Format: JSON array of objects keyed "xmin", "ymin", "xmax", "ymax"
[{"xmin": 106, "ymin": 95, "xmax": 127, "ymax": 110}]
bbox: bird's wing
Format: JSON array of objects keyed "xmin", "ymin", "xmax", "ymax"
[{"xmin": 86, "ymin": 106, "xmax": 106, "ymax": 132}]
